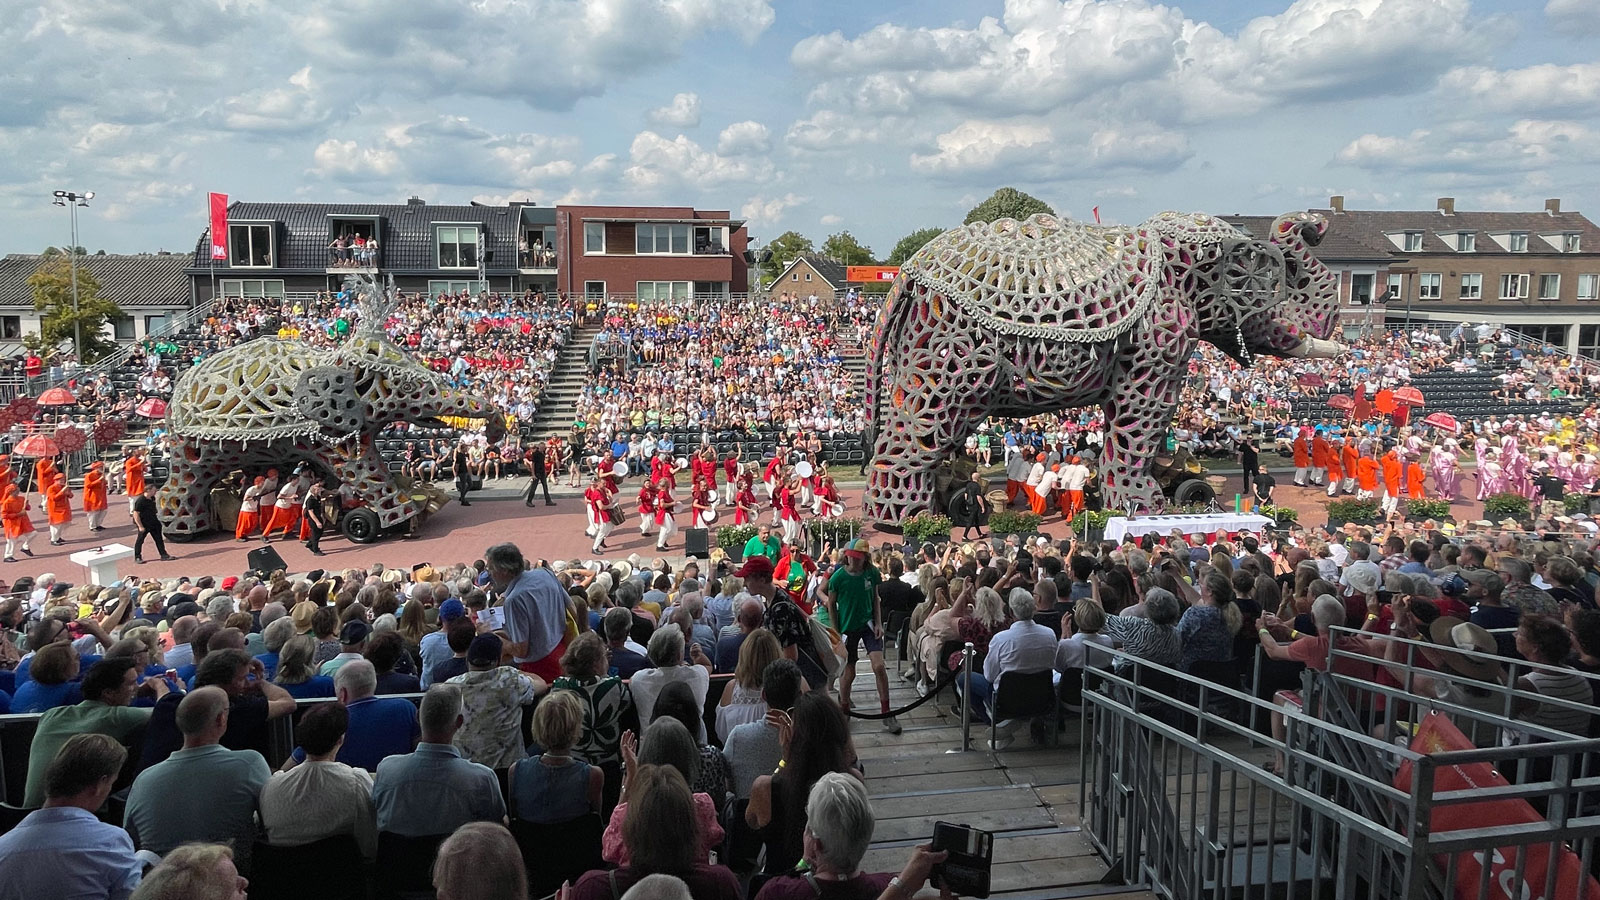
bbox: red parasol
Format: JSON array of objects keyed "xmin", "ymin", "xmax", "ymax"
[
  {"xmin": 1296, "ymin": 373, "xmax": 1326, "ymax": 388},
  {"xmin": 0, "ymin": 407, "xmax": 15, "ymax": 430},
  {"xmin": 1374, "ymin": 389, "xmax": 1397, "ymax": 414},
  {"xmin": 1393, "ymin": 386, "xmax": 1425, "ymax": 407},
  {"xmin": 1327, "ymin": 394, "xmax": 1355, "ymax": 411},
  {"xmin": 6, "ymin": 396, "xmax": 38, "ymax": 423},
  {"xmin": 134, "ymin": 397, "xmax": 168, "ymax": 419},
  {"xmin": 13, "ymin": 433, "xmax": 60, "ymax": 458},
  {"xmin": 36, "ymin": 387, "xmax": 77, "ymax": 407},
  {"xmin": 54, "ymin": 425, "xmax": 87, "ymax": 454},
  {"xmin": 91, "ymin": 419, "xmax": 126, "ymax": 445},
  {"xmin": 1423, "ymin": 412, "xmax": 1461, "ymax": 433}
]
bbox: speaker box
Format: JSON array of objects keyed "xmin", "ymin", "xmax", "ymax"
[
  {"xmin": 247, "ymin": 545, "xmax": 289, "ymax": 576},
  {"xmin": 683, "ymin": 527, "xmax": 710, "ymax": 558}
]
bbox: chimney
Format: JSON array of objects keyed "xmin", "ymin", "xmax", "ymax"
[
  {"xmin": 1329, "ymin": 195, "xmax": 1345, "ymax": 213},
  {"xmin": 407, "ymin": 196, "xmax": 425, "ymax": 206},
  {"xmin": 1437, "ymin": 197, "xmax": 1455, "ymax": 216},
  {"xmin": 1546, "ymin": 198, "xmax": 1562, "ymax": 215}
]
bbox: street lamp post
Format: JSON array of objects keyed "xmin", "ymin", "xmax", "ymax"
[{"xmin": 51, "ymin": 189, "xmax": 94, "ymax": 363}]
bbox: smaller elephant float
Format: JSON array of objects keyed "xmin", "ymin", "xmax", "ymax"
[
  {"xmin": 158, "ymin": 274, "xmax": 503, "ymax": 541},
  {"xmin": 863, "ymin": 211, "xmax": 1343, "ymax": 524}
]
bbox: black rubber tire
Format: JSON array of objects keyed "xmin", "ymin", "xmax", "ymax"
[
  {"xmin": 1172, "ymin": 478, "xmax": 1216, "ymax": 507},
  {"xmin": 341, "ymin": 507, "xmax": 381, "ymax": 544}
]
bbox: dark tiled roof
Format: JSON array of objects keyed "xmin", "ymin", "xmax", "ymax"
[
  {"xmin": 1312, "ymin": 208, "xmax": 1600, "ymax": 256},
  {"xmin": 0, "ymin": 253, "xmax": 190, "ymax": 310},
  {"xmin": 784, "ymin": 253, "xmax": 849, "ymax": 288},
  {"xmin": 1221, "ymin": 215, "xmax": 1394, "ymax": 262},
  {"xmin": 188, "ymin": 201, "xmax": 527, "ymax": 273}
]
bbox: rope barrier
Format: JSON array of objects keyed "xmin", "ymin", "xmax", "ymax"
[{"xmin": 840, "ymin": 666, "xmax": 960, "ymax": 721}]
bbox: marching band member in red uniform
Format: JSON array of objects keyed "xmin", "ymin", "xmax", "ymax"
[
  {"xmin": 815, "ymin": 473, "xmax": 843, "ymax": 519},
  {"xmin": 637, "ymin": 480, "xmax": 657, "ymax": 537},
  {"xmin": 693, "ymin": 485, "xmax": 716, "ymax": 528},
  {"xmin": 586, "ymin": 477, "xmax": 613, "ymax": 553},
  {"xmin": 722, "ymin": 446, "xmax": 741, "ymax": 505},
  {"xmin": 653, "ymin": 486, "xmax": 677, "ymax": 551},
  {"xmin": 734, "ymin": 480, "xmax": 758, "ymax": 525},
  {"xmin": 777, "ymin": 476, "xmax": 802, "ymax": 545},
  {"xmin": 762, "ymin": 454, "xmax": 783, "ymax": 500}
]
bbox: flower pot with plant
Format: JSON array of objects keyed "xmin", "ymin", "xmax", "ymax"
[
  {"xmin": 1483, "ymin": 492, "xmax": 1531, "ymax": 524},
  {"xmin": 1404, "ymin": 498, "xmax": 1452, "ymax": 522},
  {"xmin": 1325, "ymin": 498, "xmax": 1381, "ymax": 528}
]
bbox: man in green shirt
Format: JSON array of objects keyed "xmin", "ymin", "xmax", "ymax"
[
  {"xmin": 742, "ymin": 523, "xmax": 782, "ymax": 563},
  {"xmin": 24, "ymin": 657, "xmax": 165, "ymax": 808},
  {"xmin": 824, "ymin": 539, "xmax": 899, "ymax": 734}
]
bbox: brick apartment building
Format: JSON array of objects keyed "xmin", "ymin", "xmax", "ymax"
[
  {"xmin": 186, "ymin": 198, "xmax": 749, "ymax": 303},
  {"xmin": 1229, "ymin": 197, "xmax": 1600, "ymax": 356}
]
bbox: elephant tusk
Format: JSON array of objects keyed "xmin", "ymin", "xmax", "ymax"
[{"xmin": 1288, "ymin": 337, "xmax": 1343, "ymax": 359}]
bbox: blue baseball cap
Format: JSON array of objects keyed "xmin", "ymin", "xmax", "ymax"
[{"xmin": 439, "ymin": 598, "xmax": 467, "ymax": 622}]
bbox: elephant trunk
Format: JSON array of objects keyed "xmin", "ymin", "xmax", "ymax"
[{"xmin": 1287, "ymin": 336, "xmax": 1343, "ymax": 358}]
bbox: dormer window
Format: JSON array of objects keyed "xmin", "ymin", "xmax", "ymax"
[
  {"xmin": 1510, "ymin": 232, "xmax": 1529, "ymax": 252},
  {"xmin": 1403, "ymin": 231, "xmax": 1423, "ymax": 252},
  {"xmin": 228, "ymin": 223, "xmax": 274, "ymax": 268},
  {"xmin": 1565, "ymin": 233, "xmax": 1581, "ymax": 253},
  {"xmin": 1456, "ymin": 232, "xmax": 1475, "ymax": 252}
]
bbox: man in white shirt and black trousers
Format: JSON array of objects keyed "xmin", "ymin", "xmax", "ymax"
[{"xmin": 963, "ymin": 587, "xmax": 1058, "ymax": 749}]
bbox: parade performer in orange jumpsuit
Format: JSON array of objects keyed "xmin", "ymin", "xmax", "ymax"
[
  {"xmin": 2, "ymin": 484, "xmax": 35, "ymax": 561},
  {"xmin": 82, "ymin": 461, "xmax": 108, "ymax": 532},
  {"xmin": 45, "ymin": 477, "xmax": 72, "ymax": 545}
]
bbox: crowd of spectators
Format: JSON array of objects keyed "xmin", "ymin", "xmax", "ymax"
[{"xmin": 572, "ymin": 291, "xmax": 878, "ymax": 438}]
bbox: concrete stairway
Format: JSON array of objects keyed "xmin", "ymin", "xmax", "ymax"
[{"xmin": 526, "ymin": 323, "xmax": 603, "ymax": 442}]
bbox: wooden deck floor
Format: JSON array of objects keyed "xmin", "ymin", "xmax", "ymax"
[{"xmin": 846, "ymin": 661, "xmax": 1157, "ymax": 900}]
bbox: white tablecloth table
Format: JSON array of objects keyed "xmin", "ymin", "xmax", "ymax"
[{"xmin": 1102, "ymin": 513, "xmax": 1274, "ymax": 543}]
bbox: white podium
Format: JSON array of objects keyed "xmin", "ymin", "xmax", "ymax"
[{"xmin": 69, "ymin": 544, "xmax": 136, "ymax": 586}]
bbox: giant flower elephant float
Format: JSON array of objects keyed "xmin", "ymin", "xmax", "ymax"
[
  {"xmin": 159, "ymin": 275, "xmax": 502, "ymax": 538},
  {"xmin": 863, "ymin": 211, "xmax": 1342, "ymax": 523}
]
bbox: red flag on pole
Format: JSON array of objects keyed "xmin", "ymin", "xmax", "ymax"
[
  {"xmin": 208, "ymin": 192, "xmax": 229, "ymax": 260},
  {"xmin": 1092, "ymin": 206, "xmax": 1100, "ymax": 223}
]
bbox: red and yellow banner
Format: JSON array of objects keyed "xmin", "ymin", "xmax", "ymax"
[{"xmin": 846, "ymin": 265, "xmax": 900, "ymax": 282}]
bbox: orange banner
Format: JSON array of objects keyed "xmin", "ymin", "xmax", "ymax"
[
  {"xmin": 846, "ymin": 266, "xmax": 900, "ymax": 282},
  {"xmin": 1394, "ymin": 713, "xmax": 1599, "ymax": 900}
]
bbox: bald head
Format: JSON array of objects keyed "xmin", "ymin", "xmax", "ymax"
[{"xmin": 175, "ymin": 686, "xmax": 230, "ymax": 745}]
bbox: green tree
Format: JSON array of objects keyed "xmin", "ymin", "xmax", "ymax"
[
  {"xmin": 27, "ymin": 256, "xmax": 123, "ymax": 362},
  {"xmin": 886, "ymin": 226, "xmax": 946, "ymax": 265},
  {"xmin": 760, "ymin": 230, "xmax": 814, "ymax": 283},
  {"xmin": 963, "ymin": 187, "xmax": 1055, "ymax": 225},
  {"xmin": 821, "ymin": 231, "xmax": 875, "ymax": 267}
]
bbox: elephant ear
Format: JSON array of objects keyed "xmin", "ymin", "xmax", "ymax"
[{"xmin": 294, "ymin": 365, "xmax": 366, "ymax": 435}]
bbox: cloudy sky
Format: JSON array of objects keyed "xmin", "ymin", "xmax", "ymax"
[{"xmin": 2, "ymin": 0, "xmax": 1597, "ymax": 258}]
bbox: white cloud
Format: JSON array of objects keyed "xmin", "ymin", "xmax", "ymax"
[
  {"xmin": 623, "ymin": 131, "xmax": 773, "ymax": 188},
  {"xmin": 1437, "ymin": 63, "xmax": 1600, "ymax": 115},
  {"xmin": 310, "ymin": 138, "xmax": 401, "ymax": 178},
  {"xmin": 909, "ymin": 119, "xmax": 1189, "ymax": 177},
  {"xmin": 741, "ymin": 193, "xmax": 807, "ymax": 224},
  {"xmin": 648, "ymin": 93, "xmax": 702, "ymax": 128},
  {"xmin": 910, "ymin": 120, "xmax": 1053, "ymax": 175},
  {"xmin": 717, "ymin": 121, "xmax": 771, "ymax": 156},
  {"xmin": 308, "ymin": 117, "xmax": 580, "ymax": 187},
  {"xmin": 784, "ymin": 110, "xmax": 880, "ymax": 151},
  {"xmin": 214, "ymin": 66, "xmax": 332, "ymax": 134},
  {"xmin": 1546, "ymin": 0, "xmax": 1600, "ymax": 33},
  {"xmin": 1336, "ymin": 119, "xmax": 1600, "ymax": 173},
  {"xmin": 793, "ymin": 0, "xmax": 1501, "ymax": 122},
  {"xmin": 819, "ymin": 214, "xmax": 842, "ymax": 225}
]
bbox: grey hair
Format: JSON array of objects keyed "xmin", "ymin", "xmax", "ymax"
[
  {"xmin": 334, "ymin": 658, "xmax": 377, "ymax": 700},
  {"xmin": 372, "ymin": 613, "xmax": 398, "ymax": 633},
  {"xmin": 617, "ymin": 581, "xmax": 643, "ymax": 610},
  {"xmin": 1034, "ymin": 578, "xmax": 1058, "ymax": 608},
  {"xmin": 1311, "ymin": 594, "xmax": 1345, "ymax": 630},
  {"xmin": 1124, "ymin": 548, "xmax": 1150, "ymax": 576},
  {"xmin": 619, "ymin": 874, "xmax": 692, "ymax": 900},
  {"xmin": 419, "ymin": 684, "xmax": 463, "ymax": 736},
  {"xmin": 263, "ymin": 616, "xmax": 296, "ymax": 653},
  {"xmin": 1499, "ymin": 557, "xmax": 1532, "ymax": 584},
  {"xmin": 485, "ymin": 543, "xmax": 527, "ymax": 576},
  {"xmin": 603, "ymin": 606, "xmax": 633, "ymax": 642},
  {"xmin": 805, "ymin": 771, "xmax": 875, "ymax": 873},
  {"xmin": 639, "ymin": 716, "xmax": 699, "ymax": 786},
  {"xmin": 647, "ymin": 626, "xmax": 685, "ymax": 667},
  {"xmin": 1007, "ymin": 588, "xmax": 1036, "ymax": 621},
  {"xmin": 259, "ymin": 602, "xmax": 287, "ymax": 627},
  {"xmin": 1143, "ymin": 588, "xmax": 1180, "ymax": 626},
  {"xmin": 205, "ymin": 596, "xmax": 234, "ymax": 621},
  {"xmin": 1383, "ymin": 571, "xmax": 1414, "ymax": 595}
]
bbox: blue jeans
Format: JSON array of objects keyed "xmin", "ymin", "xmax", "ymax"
[{"xmin": 958, "ymin": 671, "xmax": 992, "ymax": 724}]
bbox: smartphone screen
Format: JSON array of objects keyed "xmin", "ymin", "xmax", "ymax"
[{"xmin": 932, "ymin": 821, "xmax": 993, "ymax": 898}]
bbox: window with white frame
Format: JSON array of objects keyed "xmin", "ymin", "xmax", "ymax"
[
  {"xmin": 1579, "ymin": 274, "xmax": 1599, "ymax": 301},
  {"xmin": 1499, "ymin": 273, "xmax": 1530, "ymax": 300},
  {"xmin": 1349, "ymin": 273, "xmax": 1374, "ymax": 304},
  {"xmin": 228, "ymin": 223, "xmax": 273, "ymax": 267},
  {"xmin": 220, "ymin": 279, "xmax": 286, "ymax": 299},
  {"xmin": 1565, "ymin": 233, "xmax": 1581, "ymax": 253},
  {"xmin": 1403, "ymin": 231, "xmax": 1423, "ymax": 252},
  {"xmin": 1539, "ymin": 274, "xmax": 1561, "ymax": 300},
  {"xmin": 110, "ymin": 316, "xmax": 135, "ymax": 340},
  {"xmin": 693, "ymin": 226, "xmax": 727, "ymax": 254},
  {"xmin": 1385, "ymin": 273, "xmax": 1403, "ymax": 300},
  {"xmin": 584, "ymin": 223, "xmax": 605, "ymax": 254},
  {"xmin": 1459, "ymin": 273, "xmax": 1483, "ymax": 300},
  {"xmin": 584, "ymin": 281, "xmax": 606, "ymax": 298},
  {"xmin": 636, "ymin": 281, "xmax": 690, "ymax": 301},
  {"xmin": 1581, "ymin": 325, "xmax": 1600, "ymax": 360},
  {"xmin": 1457, "ymin": 232, "xmax": 1475, "ymax": 252},
  {"xmin": 635, "ymin": 224, "xmax": 691, "ymax": 255},
  {"xmin": 1509, "ymin": 232, "xmax": 1529, "ymax": 252},
  {"xmin": 1418, "ymin": 273, "xmax": 1442, "ymax": 300},
  {"xmin": 0, "ymin": 316, "xmax": 22, "ymax": 340},
  {"xmin": 427, "ymin": 280, "xmax": 485, "ymax": 296},
  {"xmin": 436, "ymin": 226, "xmax": 478, "ymax": 269}
]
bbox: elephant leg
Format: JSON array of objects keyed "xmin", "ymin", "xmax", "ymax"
[
  {"xmin": 158, "ymin": 440, "xmax": 229, "ymax": 536},
  {"xmin": 865, "ymin": 408, "xmax": 944, "ymax": 524},
  {"xmin": 1102, "ymin": 319, "xmax": 1196, "ymax": 515},
  {"xmin": 325, "ymin": 439, "xmax": 418, "ymax": 530}
]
